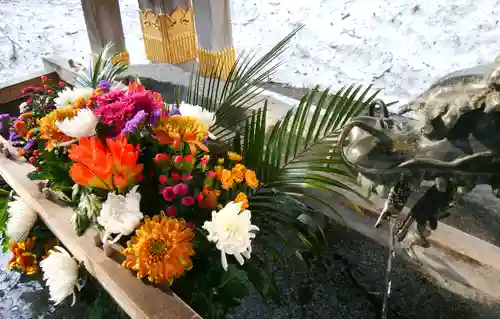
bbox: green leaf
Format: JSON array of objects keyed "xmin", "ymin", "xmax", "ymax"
[
  {"xmin": 75, "ymin": 42, "xmax": 129, "ymax": 88},
  {"xmin": 217, "ymin": 264, "xmax": 250, "ymax": 300}
]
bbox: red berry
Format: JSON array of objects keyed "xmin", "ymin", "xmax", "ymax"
[
  {"xmin": 207, "ymin": 171, "xmax": 216, "ymax": 179},
  {"xmin": 159, "ymin": 175, "xmax": 168, "ymax": 184},
  {"xmin": 184, "ymin": 154, "xmax": 193, "ymax": 162},
  {"xmin": 28, "ymin": 157, "xmax": 36, "ymax": 163},
  {"xmin": 166, "ymin": 206, "xmax": 177, "ymax": 216},
  {"xmin": 47, "ymin": 90, "xmax": 53, "ymax": 95},
  {"xmin": 41, "ymin": 75, "xmax": 47, "ymax": 82},
  {"xmin": 59, "ymin": 81, "xmax": 65, "ymax": 87},
  {"xmin": 26, "ymin": 98, "xmax": 33, "ymax": 104},
  {"xmin": 136, "ymin": 173, "xmax": 144, "ymax": 182},
  {"xmin": 154, "ymin": 153, "xmax": 168, "ymax": 162},
  {"xmin": 197, "ymin": 192, "xmax": 204, "ymax": 201},
  {"xmin": 171, "ymin": 171, "xmax": 181, "ymax": 181},
  {"xmin": 43, "ymin": 84, "xmax": 49, "ymax": 90},
  {"xmin": 174, "ymin": 155, "xmax": 183, "ymax": 164},
  {"xmin": 33, "ymin": 149, "xmax": 41, "ymax": 156},
  {"xmin": 200, "ymin": 157, "xmax": 209, "ymax": 165}
]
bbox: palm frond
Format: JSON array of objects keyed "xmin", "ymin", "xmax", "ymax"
[
  {"xmin": 243, "ymin": 85, "xmax": 378, "ymax": 222},
  {"xmin": 74, "ymin": 42, "xmax": 129, "ymax": 88},
  {"xmin": 186, "ymin": 25, "xmax": 304, "ymax": 139}
]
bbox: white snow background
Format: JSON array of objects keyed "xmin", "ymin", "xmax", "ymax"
[{"xmin": 1, "ymin": 0, "xmax": 500, "ymax": 108}]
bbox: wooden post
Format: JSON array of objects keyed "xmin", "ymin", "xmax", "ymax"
[
  {"xmin": 193, "ymin": 0, "xmax": 236, "ymax": 80},
  {"xmin": 138, "ymin": 0, "xmax": 197, "ymax": 65},
  {"xmin": 80, "ymin": 0, "xmax": 130, "ymax": 65}
]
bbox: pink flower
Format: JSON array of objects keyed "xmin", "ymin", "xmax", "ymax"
[
  {"xmin": 173, "ymin": 183, "xmax": 189, "ymax": 197},
  {"xmin": 166, "ymin": 206, "xmax": 177, "ymax": 216},
  {"xmin": 162, "ymin": 186, "xmax": 176, "ymax": 201},
  {"xmin": 181, "ymin": 174, "xmax": 193, "ymax": 181},
  {"xmin": 181, "ymin": 197, "xmax": 195, "ymax": 207}
]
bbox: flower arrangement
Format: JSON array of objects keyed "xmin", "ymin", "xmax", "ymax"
[{"xmin": 0, "ymin": 31, "xmax": 376, "ymax": 317}]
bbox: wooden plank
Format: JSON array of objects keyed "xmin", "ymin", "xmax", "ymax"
[
  {"xmin": 80, "ymin": 0, "xmax": 129, "ymax": 62},
  {"xmin": 42, "ymin": 56, "xmax": 85, "ymax": 86},
  {"xmin": 0, "ymin": 70, "xmax": 59, "ymax": 104},
  {"xmin": 0, "ymin": 136, "xmax": 200, "ymax": 319}
]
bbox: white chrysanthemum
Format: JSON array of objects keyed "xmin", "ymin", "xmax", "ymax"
[
  {"xmin": 202, "ymin": 201, "xmax": 259, "ymax": 271},
  {"xmin": 178, "ymin": 102, "xmax": 216, "ymax": 128},
  {"xmin": 5, "ymin": 196, "xmax": 37, "ymax": 242},
  {"xmin": 54, "ymin": 87, "xmax": 94, "ymax": 109},
  {"xmin": 19, "ymin": 101, "xmax": 29, "ymax": 113},
  {"xmin": 56, "ymin": 108, "xmax": 98, "ymax": 138},
  {"xmin": 97, "ymin": 185, "xmax": 143, "ymax": 244},
  {"xmin": 40, "ymin": 246, "xmax": 79, "ymax": 306}
]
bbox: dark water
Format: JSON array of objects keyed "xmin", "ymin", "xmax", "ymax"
[{"xmin": 0, "ymin": 249, "xmax": 128, "ymax": 319}]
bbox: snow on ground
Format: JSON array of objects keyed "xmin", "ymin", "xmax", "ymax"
[{"xmin": 1, "ymin": 0, "xmax": 500, "ymax": 107}]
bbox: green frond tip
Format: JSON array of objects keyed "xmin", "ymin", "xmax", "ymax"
[
  {"xmin": 75, "ymin": 42, "xmax": 129, "ymax": 88},
  {"xmin": 244, "ymin": 84, "xmax": 378, "ymax": 223},
  {"xmin": 187, "ymin": 25, "xmax": 304, "ymax": 141}
]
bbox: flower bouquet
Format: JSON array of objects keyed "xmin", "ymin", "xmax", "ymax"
[{"xmin": 0, "ymin": 30, "xmax": 377, "ymax": 317}]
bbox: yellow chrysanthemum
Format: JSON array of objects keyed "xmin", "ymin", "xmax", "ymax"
[
  {"xmin": 121, "ymin": 213, "xmax": 195, "ymax": 285},
  {"xmin": 38, "ymin": 107, "xmax": 79, "ymax": 151},
  {"xmin": 153, "ymin": 115, "xmax": 209, "ymax": 154},
  {"xmin": 8, "ymin": 237, "xmax": 38, "ymax": 275}
]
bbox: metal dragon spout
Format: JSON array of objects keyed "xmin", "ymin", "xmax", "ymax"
[{"xmin": 339, "ymin": 61, "xmax": 500, "ymax": 250}]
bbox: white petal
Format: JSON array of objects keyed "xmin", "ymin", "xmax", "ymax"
[
  {"xmin": 221, "ymin": 250, "xmax": 228, "ymax": 271},
  {"xmin": 5, "ymin": 197, "xmax": 37, "ymax": 242},
  {"xmin": 234, "ymin": 252, "xmax": 245, "ymax": 266}
]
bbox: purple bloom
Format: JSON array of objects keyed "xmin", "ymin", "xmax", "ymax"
[
  {"xmin": 168, "ymin": 107, "xmax": 181, "ymax": 116},
  {"xmin": 202, "ymin": 137, "xmax": 209, "ymax": 145},
  {"xmin": 8, "ymin": 131, "xmax": 19, "ymax": 142},
  {"xmin": 22, "ymin": 138, "xmax": 36, "ymax": 154},
  {"xmin": 151, "ymin": 108, "xmax": 167, "ymax": 126},
  {"xmin": 0, "ymin": 114, "xmax": 11, "ymax": 132},
  {"xmin": 97, "ymin": 80, "xmax": 111, "ymax": 92},
  {"xmin": 119, "ymin": 110, "xmax": 147, "ymax": 135}
]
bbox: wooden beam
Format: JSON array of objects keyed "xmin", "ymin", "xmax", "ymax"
[
  {"xmin": 138, "ymin": 0, "xmax": 197, "ymax": 65},
  {"xmin": 81, "ymin": 0, "xmax": 129, "ymax": 64},
  {"xmin": 193, "ymin": 0, "xmax": 235, "ymax": 80},
  {"xmin": 0, "ymin": 136, "xmax": 200, "ymax": 319},
  {"xmin": 0, "ymin": 70, "xmax": 59, "ymax": 105}
]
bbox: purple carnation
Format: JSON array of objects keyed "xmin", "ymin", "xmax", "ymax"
[
  {"xmin": 8, "ymin": 131, "xmax": 19, "ymax": 142},
  {"xmin": 97, "ymin": 80, "xmax": 111, "ymax": 92},
  {"xmin": 151, "ymin": 108, "xmax": 167, "ymax": 126},
  {"xmin": 120, "ymin": 110, "xmax": 147, "ymax": 135},
  {"xmin": 22, "ymin": 138, "xmax": 36, "ymax": 154},
  {"xmin": 168, "ymin": 107, "xmax": 181, "ymax": 116},
  {"xmin": 0, "ymin": 114, "xmax": 11, "ymax": 132}
]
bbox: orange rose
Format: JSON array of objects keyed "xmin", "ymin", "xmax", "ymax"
[
  {"xmin": 245, "ymin": 169, "xmax": 259, "ymax": 189},
  {"xmin": 234, "ymin": 192, "xmax": 249, "ymax": 210},
  {"xmin": 220, "ymin": 169, "xmax": 233, "ymax": 190},
  {"xmin": 227, "ymin": 151, "xmax": 242, "ymax": 162},
  {"xmin": 215, "ymin": 165, "xmax": 223, "ymax": 179},
  {"xmin": 231, "ymin": 164, "xmax": 246, "ymax": 183}
]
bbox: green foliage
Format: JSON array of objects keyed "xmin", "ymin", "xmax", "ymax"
[
  {"xmin": 75, "ymin": 43, "xmax": 129, "ymax": 89},
  {"xmin": 0, "ymin": 187, "xmax": 12, "ymax": 253},
  {"xmin": 183, "ymin": 24, "xmax": 378, "ymax": 317},
  {"xmin": 27, "ymin": 143, "xmax": 74, "ymax": 191}
]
